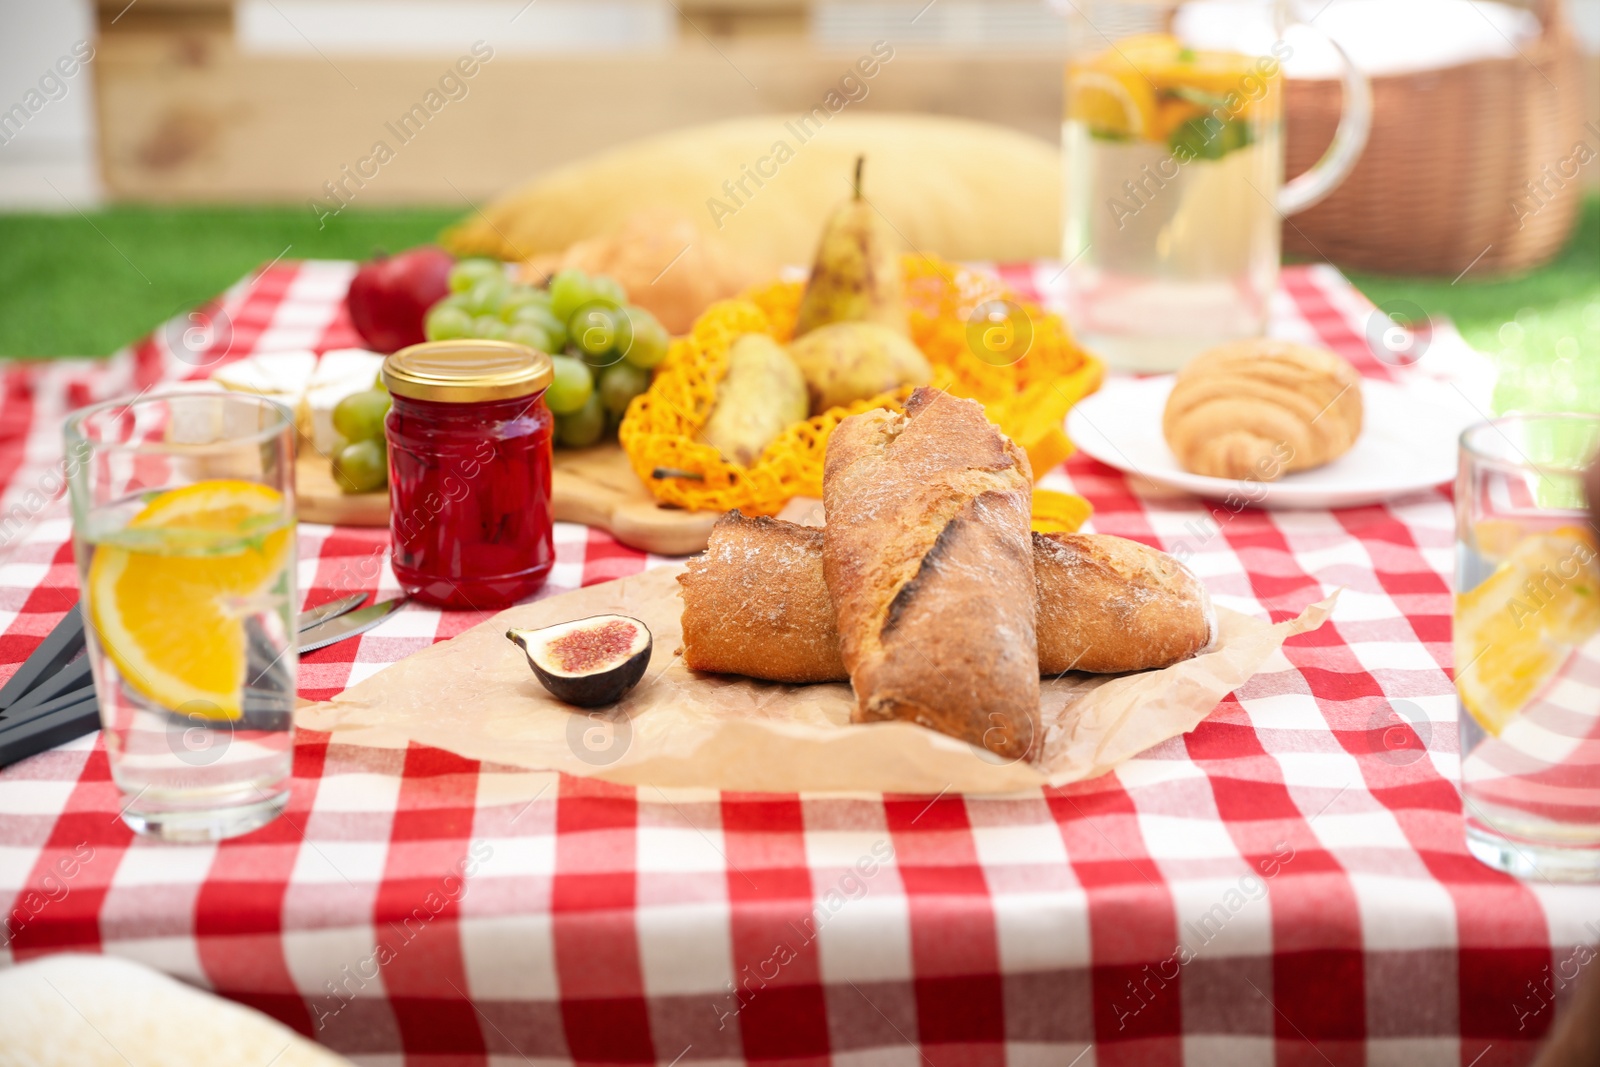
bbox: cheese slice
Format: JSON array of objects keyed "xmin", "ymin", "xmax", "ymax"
[
  {"xmin": 299, "ymin": 383, "xmax": 358, "ymax": 457},
  {"xmin": 311, "ymin": 348, "xmax": 385, "ymax": 390},
  {"xmin": 303, "ymin": 350, "xmax": 387, "ymax": 455},
  {"xmin": 212, "ymin": 348, "xmax": 386, "ymax": 461},
  {"xmin": 211, "ymin": 351, "xmax": 317, "ymax": 397}
]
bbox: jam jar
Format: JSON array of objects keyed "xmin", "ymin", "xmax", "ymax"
[{"xmin": 382, "ymin": 340, "xmax": 554, "ymax": 609}]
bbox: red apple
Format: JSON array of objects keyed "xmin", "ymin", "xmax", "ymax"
[{"xmin": 345, "ymin": 246, "xmax": 454, "ymax": 353}]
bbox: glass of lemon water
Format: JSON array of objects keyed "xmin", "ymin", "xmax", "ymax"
[
  {"xmin": 1456, "ymin": 414, "xmax": 1600, "ymax": 880},
  {"xmin": 1059, "ymin": 0, "xmax": 1370, "ymax": 371},
  {"xmin": 65, "ymin": 392, "xmax": 297, "ymax": 842}
]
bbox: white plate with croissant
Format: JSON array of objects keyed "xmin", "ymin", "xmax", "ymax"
[{"xmin": 1066, "ymin": 342, "xmax": 1468, "ymax": 510}]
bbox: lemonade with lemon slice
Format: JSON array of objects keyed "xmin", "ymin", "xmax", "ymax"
[
  {"xmin": 66, "ymin": 393, "xmax": 298, "ymax": 842},
  {"xmin": 1062, "ymin": 32, "xmax": 1287, "ymax": 370},
  {"xmin": 1454, "ymin": 415, "xmax": 1600, "ymax": 880}
]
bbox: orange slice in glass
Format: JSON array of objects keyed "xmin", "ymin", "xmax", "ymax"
[{"xmin": 88, "ymin": 480, "xmax": 293, "ymax": 720}]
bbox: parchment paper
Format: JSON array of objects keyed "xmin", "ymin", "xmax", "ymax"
[{"xmin": 298, "ymin": 566, "xmax": 1333, "ymax": 794}]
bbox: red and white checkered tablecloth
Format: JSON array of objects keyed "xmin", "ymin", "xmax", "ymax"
[{"xmin": 1, "ymin": 261, "xmax": 1594, "ymax": 1067}]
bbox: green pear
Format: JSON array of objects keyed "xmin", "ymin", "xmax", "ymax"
[
  {"xmin": 793, "ymin": 157, "xmax": 908, "ymax": 338},
  {"xmin": 702, "ymin": 334, "xmax": 809, "ymax": 466},
  {"xmin": 786, "ymin": 322, "xmax": 931, "ymax": 414}
]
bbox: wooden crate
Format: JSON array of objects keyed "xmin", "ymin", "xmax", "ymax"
[{"xmin": 93, "ymin": 0, "xmax": 1062, "ymax": 203}]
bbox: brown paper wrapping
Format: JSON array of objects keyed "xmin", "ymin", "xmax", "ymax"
[{"xmin": 298, "ymin": 566, "xmax": 1333, "ymax": 794}]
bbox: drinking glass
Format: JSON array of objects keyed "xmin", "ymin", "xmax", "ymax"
[
  {"xmin": 1060, "ymin": 0, "xmax": 1371, "ymax": 371},
  {"xmin": 64, "ymin": 392, "xmax": 298, "ymax": 842},
  {"xmin": 1455, "ymin": 413, "xmax": 1600, "ymax": 881}
]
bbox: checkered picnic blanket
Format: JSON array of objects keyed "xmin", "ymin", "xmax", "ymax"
[{"xmin": 1, "ymin": 261, "xmax": 1593, "ymax": 1066}]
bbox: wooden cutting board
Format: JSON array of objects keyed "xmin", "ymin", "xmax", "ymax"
[
  {"xmin": 295, "ymin": 444, "xmax": 719, "ymax": 556},
  {"xmin": 295, "ymin": 453, "xmax": 389, "ymax": 527},
  {"xmin": 550, "ymin": 444, "xmax": 720, "ymax": 556}
]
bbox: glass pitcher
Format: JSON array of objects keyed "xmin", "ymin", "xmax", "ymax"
[{"xmin": 1060, "ymin": 0, "xmax": 1371, "ymax": 371}]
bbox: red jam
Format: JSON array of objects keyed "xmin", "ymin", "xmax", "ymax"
[{"xmin": 383, "ymin": 341, "xmax": 554, "ymax": 610}]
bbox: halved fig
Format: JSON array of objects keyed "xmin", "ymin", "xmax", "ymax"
[{"xmin": 507, "ymin": 614, "xmax": 652, "ymax": 707}]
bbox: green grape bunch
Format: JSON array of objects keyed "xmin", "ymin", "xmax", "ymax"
[
  {"xmin": 421, "ymin": 260, "xmax": 670, "ymax": 450},
  {"xmin": 331, "ymin": 385, "xmax": 392, "ymax": 495}
]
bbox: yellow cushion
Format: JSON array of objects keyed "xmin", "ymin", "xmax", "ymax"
[
  {"xmin": 0, "ymin": 954, "xmax": 355, "ymax": 1066},
  {"xmin": 442, "ymin": 113, "xmax": 1061, "ymax": 266}
]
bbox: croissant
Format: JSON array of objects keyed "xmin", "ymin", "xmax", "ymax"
[{"xmin": 1162, "ymin": 340, "xmax": 1363, "ymax": 480}]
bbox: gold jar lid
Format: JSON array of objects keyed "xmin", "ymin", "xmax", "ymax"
[{"xmin": 383, "ymin": 340, "xmax": 553, "ymax": 403}]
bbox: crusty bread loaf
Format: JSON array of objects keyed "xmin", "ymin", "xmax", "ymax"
[
  {"xmin": 822, "ymin": 388, "xmax": 1039, "ymax": 760},
  {"xmin": 1031, "ymin": 531, "xmax": 1215, "ymax": 673},
  {"xmin": 516, "ymin": 211, "xmax": 766, "ymax": 334},
  {"xmin": 679, "ymin": 513, "xmax": 1214, "ymax": 681},
  {"xmin": 678, "ymin": 514, "xmax": 846, "ymax": 684}
]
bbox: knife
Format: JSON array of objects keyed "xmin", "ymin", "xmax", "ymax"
[
  {"xmin": 297, "ymin": 593, "xmax": 369, "ymax": 632},
  {"xmin": 297, "ymin": 596, "xmax": 408, "ymax": 654},
  {"xmin": 1, "ymin": 593, "xmax": 374, "ymax": 720},
  {"xmin": 0, "ymin": 608, "xmax": 84, "ymax": 712},
  {"xmin": 0, "ymin": 594, "xmax": 405, "ymax": 768},
  {"xmin": 3, "ymin": 652, "xmax": 90, "ymax": 718},
  {"xmin": 0, "ymin": 692, "xmax": 100, "ymax": 768}
]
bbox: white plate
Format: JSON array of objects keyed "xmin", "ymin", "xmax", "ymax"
[{"xmin": 1066, "ymin": 376, "xmax": 1469, "ymax": 509}]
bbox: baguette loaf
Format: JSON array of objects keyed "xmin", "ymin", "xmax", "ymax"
[
  {"xmin": 679, "ymin": 513, "xmax": 847, "ymax": 684},
  {"xmin": 678, "ymin": 513, "xmax": 1215, "ymax": 681},
  {"xmin": 822, "ymin": 388, "xmax": 1039, "ymax": 760},
  {"xmin": 1032, "ymin": 530, "xmax": 1216, "ymax": 673}
]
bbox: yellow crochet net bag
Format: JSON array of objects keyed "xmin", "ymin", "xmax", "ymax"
[{"xmin": 618, "ymin": 255, "xmax": 1104, "ymax": 523}]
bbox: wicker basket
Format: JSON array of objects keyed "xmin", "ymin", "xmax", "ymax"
[{"xmin": 1282, "ymin": 0, "xmax": 1587, "ymax": 276}]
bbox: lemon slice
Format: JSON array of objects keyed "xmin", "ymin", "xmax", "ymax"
[
  {"xmin": 1031, "ymin": 489, "xmax": 1092, "ymax": 535},
  {"xmin": 1104, "ymin": 32, "xmax": 1187, "ymax": 71},
  {"xmin": 88, "ymin": 480, "xmax": 293, "ymax": 720},
  {"xmin": 1471, "ymin": 518, "xmax": 1529, "ymax": 563},
  {"xmin": 1455, "ymin": 527, "xmax": 1600, "ymax": 735},
  {"xmin": 1151, "ymin": 48, "xmax": 1265, "ymax": 97},
  {"xmin": 1073, "ymin": 32, "xmax": 1279, "ymax": 141},
  {"xmin": 1070, "ymin": 69, "xmax": 1156, "ymax": 139}
]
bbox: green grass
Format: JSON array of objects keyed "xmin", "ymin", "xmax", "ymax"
[
  {"xmin": 0, "ymin": 205, "xmax": 460, "ymax": 358},
  {"xmin": 1344, "ymin": 195, "xmax": 1600, "ymax": 414},
  {"xmin": 0, "ymin": 199, "xmax": 1595, "ymax": 416}
]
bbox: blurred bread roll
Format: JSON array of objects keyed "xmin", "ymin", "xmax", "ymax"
[
  {"xmin": 1162, "ymin": 340, "xmax": 1363, "ymax": 480},
  {"xmin": 518, "ymin": 211, "xmax": 764, "ymax": 334}
]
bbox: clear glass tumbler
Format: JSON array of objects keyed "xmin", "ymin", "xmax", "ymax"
[
  {"xmin": 1455, "ymin": 413, "xmax": 1600, "ymax": 881},
  {"xmin": 64, "ymin": 392, "xmax": 298, "ymax": 842}
]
